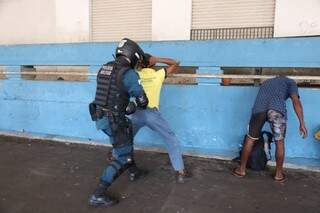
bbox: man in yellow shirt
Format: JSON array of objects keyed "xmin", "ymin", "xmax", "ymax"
[{"xmin": 130, "ymin": 53, "xmax": 189, "ymax": 183}]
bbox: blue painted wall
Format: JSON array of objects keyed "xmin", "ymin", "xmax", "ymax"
[
  {"xmin": 1, "ymin": 37, "xmax": 320, "ymax": 167},
  {"xmin": 1, "ymin": 37, "xmax": 320, "ymax": 67}
]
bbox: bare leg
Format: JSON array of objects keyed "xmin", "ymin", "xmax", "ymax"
[
  {"xmin": 274, "ymin": 139, "xmax": 285, "ymax": 179},
  {"xmin": 234, "ymin": 136, "xmax": 255, "ymax": 176}
]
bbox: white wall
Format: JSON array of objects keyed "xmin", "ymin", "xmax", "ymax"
[
  {"xmin": 55, "ymin": 0, "xmax": 89, "ymax": 42},
  {"xmin": 2, "ymin": 0, "xmax": 319, "ymax": 44},
  {"xmin": 0, "ymin": 0, "xmax": 56, "ymax": 44},
  {"xmin": 274, "ymin": 0, "xmax": 320, "ymax": 37},
  {"xmin": 152, "ymin": 0, "xmax": 192, "ymax": 41},
  {"xmin": 0, "ymin": 0, "xmax": 89, "ymax": 45}
]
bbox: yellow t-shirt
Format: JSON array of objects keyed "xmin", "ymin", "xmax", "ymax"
[{"xmin": 138, "ymin": 68, "xmax": 166, "ymax": 109}]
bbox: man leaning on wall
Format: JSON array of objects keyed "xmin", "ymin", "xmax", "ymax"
[
  {"xmin": 232, "ymin": 75, "xmax": 308, "ymax": 183},
  {"xmin": 129, "ymin": 53, "xmax": 191, "ymax": 183}
]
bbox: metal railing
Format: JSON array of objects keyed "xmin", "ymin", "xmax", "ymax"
[
  {"xmin": 191, "ymin": 26, "xmax": 274, "ymax": 40},
  {"xmin": 2, "ymin": 71, "xmax": 320, "ymax": 81}
]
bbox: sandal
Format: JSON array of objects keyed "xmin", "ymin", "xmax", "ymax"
[
  {"xmin": 232, "ymin": 168, "xmax": 245, "ymax": 178},
  {"xmin": 273, "ymin": 174, "xmax": 287, "ymax": 183}
]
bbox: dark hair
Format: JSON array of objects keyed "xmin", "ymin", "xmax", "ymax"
[{"xmin": 142, "ymin": 53, "xmax": 152, "ymax": 67}]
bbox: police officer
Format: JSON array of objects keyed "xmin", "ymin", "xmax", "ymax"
[{"xmin": 88, "ymin": 38, "xmax": 148, "ymax": 207}]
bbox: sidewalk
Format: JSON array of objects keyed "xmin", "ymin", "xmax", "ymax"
[{"xmin": 0, "ymin": 135, "xmax": 319, "ymax": 213}]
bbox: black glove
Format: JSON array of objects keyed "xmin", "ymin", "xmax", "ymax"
[
  {"xmin": 125, "ymin": 102, "xmax": 137, "ymax": 115},
  {"xmin": 135, "ymin": 92, "xmax": 149, "ymax": 109}
]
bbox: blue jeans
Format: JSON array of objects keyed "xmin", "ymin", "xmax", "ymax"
[{"xmin": 130, "ymin": 108, "xmax": 184, "ymax": 171}]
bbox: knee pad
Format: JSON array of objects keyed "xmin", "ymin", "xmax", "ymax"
[{"xmin": 108, "ymin": 158, "xmax": 132, "ymax": 181}]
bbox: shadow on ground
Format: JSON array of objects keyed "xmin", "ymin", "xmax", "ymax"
[{"xmin": 0, "ymin": 136, "xmax": 319, "ymax": 213}]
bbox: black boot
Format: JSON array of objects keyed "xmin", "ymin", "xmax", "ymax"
[{"xmin": 88, "ymin": 182, "xmax": 118, "ymax": 207}]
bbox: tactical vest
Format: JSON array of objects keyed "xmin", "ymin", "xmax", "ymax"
[{"xmin": 94, "ymin": 59, "xmax": 130, "ymax": 114}]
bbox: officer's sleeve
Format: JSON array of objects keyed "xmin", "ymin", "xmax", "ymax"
[{"xmin": 122, "ymin": 69, "xmax": 145, "ymax": 97}]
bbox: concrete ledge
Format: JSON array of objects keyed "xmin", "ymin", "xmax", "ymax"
[{"xmin": 1, "ymin": 130, "xmax": 319, "ymax": 172}]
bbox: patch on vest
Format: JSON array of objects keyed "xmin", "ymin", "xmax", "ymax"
[{"xmin": 100, "ymin": 65, "xmax": 113, "ymax": 75}]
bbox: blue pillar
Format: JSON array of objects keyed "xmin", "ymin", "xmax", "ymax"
[{"xmin": 196, "ymin": 66, "xmax": 222, "ymax": 85}]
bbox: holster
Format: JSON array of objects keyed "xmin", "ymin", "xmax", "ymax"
[
  {"xmin": 89, "ymin": 102, "xmax": 104, "ymax": 121},
  {"xmin": 109, "ymin": 116, "xmax": 133, "ymax": 148},
  {"xmin": 89, "ymin": 102, "xmax": 97, "ymax": 121}
]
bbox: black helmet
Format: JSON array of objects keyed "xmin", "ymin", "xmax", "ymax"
[{"xmin": 115, "ymin": 38, "xmax": 144, "ymax": 68}]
